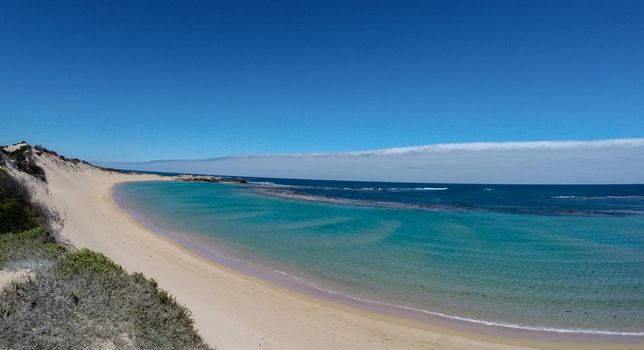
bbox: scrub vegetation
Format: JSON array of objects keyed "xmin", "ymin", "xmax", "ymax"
[{"xmin": 0, "ymin": 168, "xmax": 213, "ymax": 350}]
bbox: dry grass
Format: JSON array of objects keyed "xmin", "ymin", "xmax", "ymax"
[
  {"xmin": 0, "ymin": 250, "xmax": 212, "ymax": 350},
  {"xmin": 0, "ymin": 167, "xmax": 213, "ymax": 349}
]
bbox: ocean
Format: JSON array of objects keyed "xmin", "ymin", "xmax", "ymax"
[{"xmin": 114, "ymin": 177, "xmax": 644, "ymax": 335}]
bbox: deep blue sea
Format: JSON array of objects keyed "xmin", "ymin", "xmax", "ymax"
[{"xmin": 114, "ymin": 177, "xmax": 644, "ymax": 335}]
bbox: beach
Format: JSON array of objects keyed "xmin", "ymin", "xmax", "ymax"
[{"xmin": 34, "ymin": 154, "xmax": 643, "ymax": 350}]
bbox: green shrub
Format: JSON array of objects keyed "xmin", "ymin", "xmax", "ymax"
[
  {"xmin": 0, "ymin": 226, "xmax": 66, "ymax": 269},
  {"xmin": 57, "ymin": 249, "xmax": 125, "ymax": 279},
  {"xmin": 0, "ymin": 170, "xmax": 42, "ymax": 234},
  {"xmin": 0, "ymin": 250, "xmax": 212, "ymax": 350}
]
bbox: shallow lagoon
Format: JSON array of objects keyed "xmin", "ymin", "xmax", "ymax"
[{"xmin": 115, "ymin": 180, "xmax": 644, "ymax": 334}]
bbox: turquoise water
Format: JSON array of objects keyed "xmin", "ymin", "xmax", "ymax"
[{"xmin": 115, "ymin": 180, "xmax": 644, "ymax": 334}]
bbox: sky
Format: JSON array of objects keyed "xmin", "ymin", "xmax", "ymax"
[
  {"xmin": 101, "ymin": 138, "xmax": 644, "ymax": 184},
  {"xmin": 1, "ymin": 1, "xmax": 643, "ymax": 182}
]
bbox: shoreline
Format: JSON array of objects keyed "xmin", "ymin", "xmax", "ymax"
[
  {"xmin": 37, "ymin": 156, "xmax": 644, "ymax": 349},
  {"xmin": 113, "ymin": 181, "xmax": 644, "ymax": 343}
]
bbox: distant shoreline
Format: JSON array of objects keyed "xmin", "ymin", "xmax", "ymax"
[{"xmin": 103, "ymin": 168, "xmax": 644, "ymax": 186}]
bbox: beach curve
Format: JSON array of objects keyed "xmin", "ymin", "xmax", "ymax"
[{"xmin": 35, "ymin": 154, "xmax": 644, "ymax": 350}]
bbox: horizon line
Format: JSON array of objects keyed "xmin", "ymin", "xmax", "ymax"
[{"xmin": 95, "ymin": 137, "xmax": 644, "ymax": 164}]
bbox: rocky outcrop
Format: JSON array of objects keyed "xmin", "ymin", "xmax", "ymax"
[
  {"xmin": 1, "ymin": 142, "xmax": 47, "ymax": 182},
  {"xmin": 175, "ymin": 174, "xmax": 247, "ymax": 184}
]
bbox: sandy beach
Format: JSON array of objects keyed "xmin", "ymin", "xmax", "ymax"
[{"xmin": 32, "ymin": 154, "xmax": 643, "ymax": 350}]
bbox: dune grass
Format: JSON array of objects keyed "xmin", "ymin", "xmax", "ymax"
[{"xmin": 0, "ymin": 168, "xmax": 213, "ymax": 349}]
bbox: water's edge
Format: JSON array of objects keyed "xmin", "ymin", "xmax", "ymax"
[{"xmin": 112, "ymin": 181, "xmax": 644, "ymax": 343}]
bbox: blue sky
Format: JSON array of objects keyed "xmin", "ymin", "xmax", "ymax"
[{"xmin": 1, "ymin": 0, "xmax": 643, "ymax": 163}]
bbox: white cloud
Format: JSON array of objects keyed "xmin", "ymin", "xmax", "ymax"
[
  {"xmin": 342, "ymin": 138, "xmax": 644, "ymax": 156},
  {"xmin": 98, "ymin": 138, "xmax": 644, "ymax": 184}
]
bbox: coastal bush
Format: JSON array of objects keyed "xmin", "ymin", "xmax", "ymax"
[
  {"xmin": 0, "ymin": 170, "xmax": 66, "ymax": 270},
  {"xmin": 56, "ymin": 249, "xmax": 124, "ymax": 278},
  {"xmin": 0, "ymin": 250, "xmax": 212, "ymax": 350},
  {"xmin": 0, "ymin": 226, "xmax": 66, "ymax": 270},
  {"xmin": 0, "ymin": 170, "xmax": 41, "ymax": 234},
  {"xmin": 0, "ymin": 166, "xmax": 213, "ymax": 349}
]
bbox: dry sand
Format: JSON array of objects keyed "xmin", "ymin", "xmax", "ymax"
[
  {"xmin": 31, "ymin": 154, "xmax": 643, "ymax": 350},
  {"xmin": 0, "ymin": 269, "xmax": 31, "ymax": 290}
]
